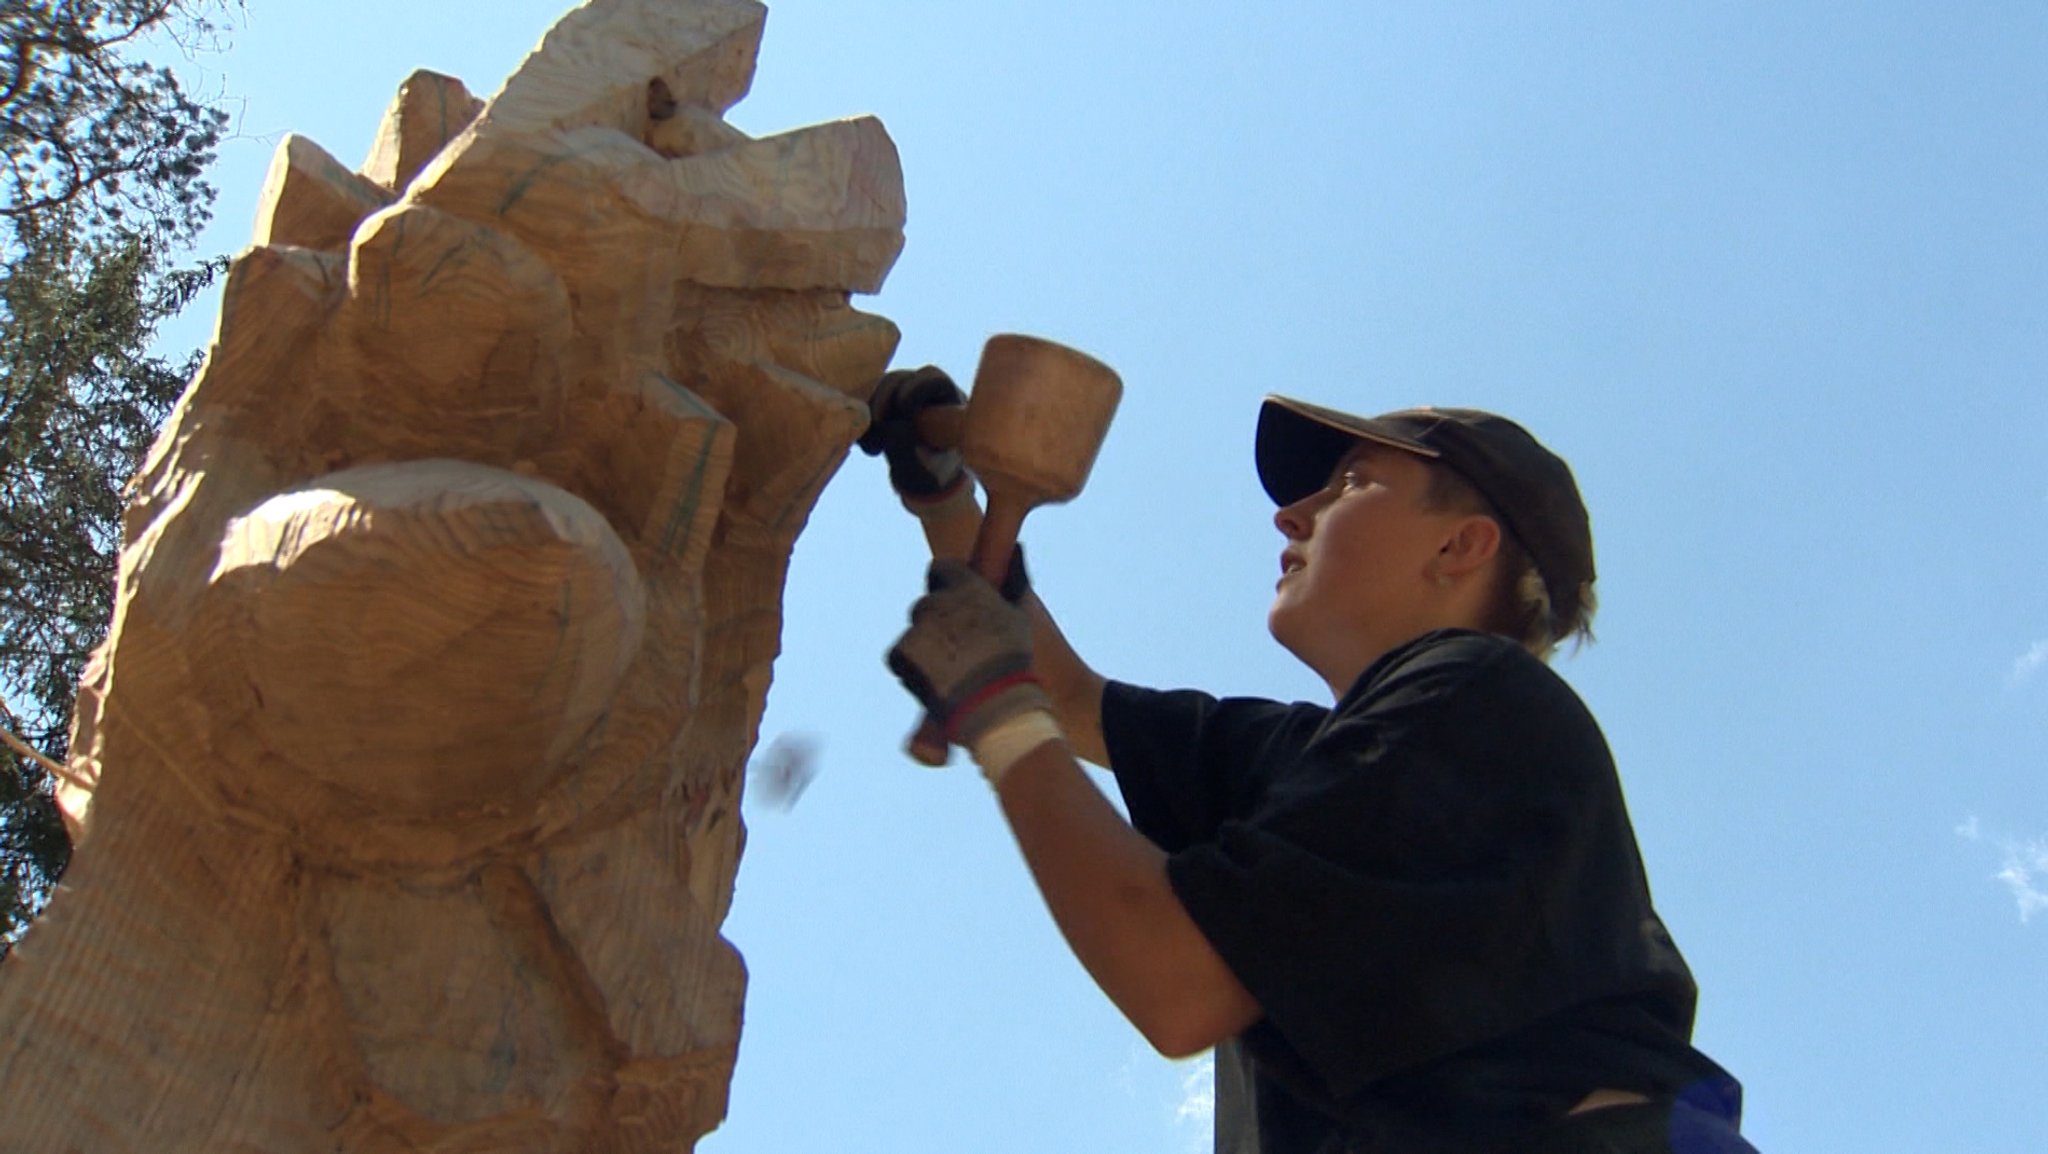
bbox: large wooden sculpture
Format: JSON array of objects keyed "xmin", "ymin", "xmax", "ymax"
[{"xmin": 0, "ymin": 1, "xmax": 903, "ymax": 1149}]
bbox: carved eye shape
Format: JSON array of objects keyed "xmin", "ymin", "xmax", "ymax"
[{"xmin": 647, "ymin": 77, "xmax": 678, "ymax": 122}]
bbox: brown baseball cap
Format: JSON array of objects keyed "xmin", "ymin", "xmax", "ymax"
[{"xmin": 1255, "ymin": 395, "xmax": 1596, "ymax": 631}]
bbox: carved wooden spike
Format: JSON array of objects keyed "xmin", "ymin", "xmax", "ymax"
[
  {"xmin": 0, "ymin": 1, "xmax": 904, "ymax": 1150},
  {"xmin": 362, "ymin": 69, "xmax": 485, "ymax": 192},
  {"xmin": 638, "ymin": 117, "xmax": 907, "ymax": 294},
  {"xmin": 253, "ymin": 133, "xmax": 398, "ymax": 251},
  {"xmin": 414, "ymin": 114, "xmax": 905, "ymax": 296}
]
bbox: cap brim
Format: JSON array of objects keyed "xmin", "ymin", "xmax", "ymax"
[{"xmin": 1255, "ymin": 395, "xmax": 1442, "ymax": 505}]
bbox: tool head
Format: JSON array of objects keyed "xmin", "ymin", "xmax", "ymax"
[{"xmin": 962, "ymin": 334, "xmax": 1122, "ymax": 505}]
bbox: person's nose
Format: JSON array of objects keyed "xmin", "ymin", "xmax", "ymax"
[{"xmin": 1273, "ymin": 492, "xmax": 1323, "ymax": 541}]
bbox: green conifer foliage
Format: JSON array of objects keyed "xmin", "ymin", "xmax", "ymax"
[{"xmin": 1, "ymin": 1, "xmax": 234, "ymax": 946}]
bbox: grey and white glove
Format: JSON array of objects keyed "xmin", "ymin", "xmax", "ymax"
[
  {"xmin": 886, "ymin": 560, "xmax": 1062, "ymax": 782},
  {"xmin": 858, "ymin": 365, "xmax": 974, "ymax": 519}
]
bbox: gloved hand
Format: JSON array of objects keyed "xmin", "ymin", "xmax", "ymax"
[
  {"xmin": 858, "ymin": 365, "xmax": 973, "ymax": 518},
  {"xmin": 886, "ymin": 560, "xmax": 1053, "ymax": 751}
]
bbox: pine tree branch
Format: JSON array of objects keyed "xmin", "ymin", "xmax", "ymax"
[{"xmin": 0, "ymin": 723, "xmax": 85, "ymax": 792}]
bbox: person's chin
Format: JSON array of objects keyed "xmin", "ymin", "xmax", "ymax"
[{"xmin": 1267, "ymin": 597, "xmax": 1308, "ymax": 658}]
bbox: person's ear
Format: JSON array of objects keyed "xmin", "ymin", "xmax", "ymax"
[{"xmin": 1431, "ymin": 515, "xmax": 1501, "ymax": 583}]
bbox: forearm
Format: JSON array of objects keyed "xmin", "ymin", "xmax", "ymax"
[
  {"xmin": 889, "ymin": 483, "xmax": 1247, "ymax": 1055},
  {"xmin": 993, "ymin": 740, "xmax": 1261, "ymax": 1058},
  {"xmin": 1022, "ymin": 596, "xmax": 1108, "ymax": 767}
]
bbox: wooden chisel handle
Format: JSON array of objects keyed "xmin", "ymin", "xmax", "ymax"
[
  {"xmin": 906, "ymin": 491, "xmax": 1032, "ymax": 767},
  {"xmin": 912, "ymin": 403, "xmax": 966, "ymax": 450}
]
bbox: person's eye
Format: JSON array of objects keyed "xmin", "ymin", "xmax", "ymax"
[{"xmin": 1320, "ymin": 465, "xmax": 1369, "ymax": 499}]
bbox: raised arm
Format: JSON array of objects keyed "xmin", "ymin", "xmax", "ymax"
[
  {"xmin": 886, "ymin": 563, "xmax": 1261, "ymax": 1057},
  {"xmin": 865, "ymin": 364, "xmax": 1260, "ymax": 1055}
]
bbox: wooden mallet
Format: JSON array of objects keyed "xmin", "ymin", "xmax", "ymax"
[{"xmin": 906, "ymin": 334, "xmax": 1122, "ymax": 766}]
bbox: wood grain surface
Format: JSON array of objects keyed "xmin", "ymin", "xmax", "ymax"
[{"xmin": 0, "ymin": 1, "xmax": 902, "ymax": 1150}]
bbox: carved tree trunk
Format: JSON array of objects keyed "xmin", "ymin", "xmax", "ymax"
[{"xmin": 0, "ymin": 2, "xmax": 904, "ymax": 1150}]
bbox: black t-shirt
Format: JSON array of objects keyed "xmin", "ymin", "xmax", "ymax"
[{"xmin": 1102, "ymin": 629, "xmax": 1742, "ymax": 1154}]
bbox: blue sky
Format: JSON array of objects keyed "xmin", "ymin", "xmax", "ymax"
[{"xmin": 147, "ymin": 2, "xmax": 2046, "ymax": 1151}]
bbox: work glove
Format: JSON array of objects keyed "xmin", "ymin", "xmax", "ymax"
[
  {"xmin": 858, "ymin": 365, "xmax": 974, "ymax": 519},
  {"xmin": 886, "ymin": 560, "xmax": 1062, "ymax": 783}
]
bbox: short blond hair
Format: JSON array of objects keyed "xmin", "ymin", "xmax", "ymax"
[{"xmin": 1421, "ymin": 464, "xmax": 1596, "ymax": 659}]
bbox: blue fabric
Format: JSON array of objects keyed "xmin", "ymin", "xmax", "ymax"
[{"xmin": 1518, "ymin": 1100, "xmax": 1762, "ymax": 1154}]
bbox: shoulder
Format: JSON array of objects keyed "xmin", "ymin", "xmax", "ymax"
[
  {"xmin": 1347, "ymin": 629, "xmax": 1589, "ymax": 723},
  {"xmin": 1365, "ymin": 628, "xmax": 1539, "ymax": 685},
  {"xmin": 1328, "ymin": 630, "xmax": 1612, "ymax": 792},
  {"xmin": 1105, "ymin": 680, "xmax": 1328, "ymax": 747},
  {"xmin": 1101, "ymin": 680, "xmax": 1334, "ymax": 848}
]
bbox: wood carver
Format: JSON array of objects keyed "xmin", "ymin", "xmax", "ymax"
[{"xmin": 0, "ymin": 1, "xmax": 904, "ymax": 1149}]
